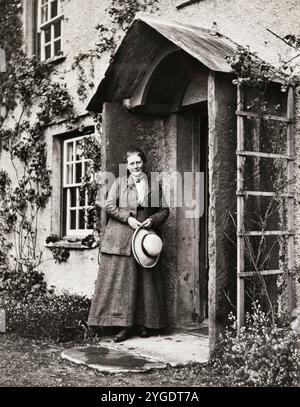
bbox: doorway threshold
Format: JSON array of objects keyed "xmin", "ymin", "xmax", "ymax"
[
  {"xmin": 180, "ymin": 319, "xmax": 209, "ymax": 338},
  {"xmin": 61, "ymin": 330, "xmax": 209, "ymax": 371},
  {"xmin": 104, "ymin": 331, "xmax": 209, "ymax": 366}
]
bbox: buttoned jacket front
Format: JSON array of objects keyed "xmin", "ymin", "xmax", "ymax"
[{"xmin": 99, "ymin": 175, "xmax": 169, "ymax": 256}]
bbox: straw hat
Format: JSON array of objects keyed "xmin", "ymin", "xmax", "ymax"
[{"xmin": 132, "ymin": 226, "xmax": 163, "ymax": 268}]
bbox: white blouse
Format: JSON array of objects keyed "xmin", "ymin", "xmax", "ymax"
[{"xmin": 132, "ymin": 174, "xmax": 148, "ymax": 206}]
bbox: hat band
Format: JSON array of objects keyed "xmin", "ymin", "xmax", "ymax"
[{"xmin": 141, "ymin": 234, "xmax": 159, "ymax": 259}]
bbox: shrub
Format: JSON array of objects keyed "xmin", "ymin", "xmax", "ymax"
[
  {"xmin": 211, "ymin": 302, "xmax": 300, "ymax": 387},
  {"xmin": 0, "ymin": 291, "xmax": 91, "ymax": 342},
  {"xmin": 0, "ymin": 266, "xmax": 48, "ymax": 300}
]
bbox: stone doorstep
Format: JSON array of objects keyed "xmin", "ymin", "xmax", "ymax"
[
  {"xmin": 61, "ymin": 346, "xmax": 167, "ymax": 374},
  {"xmin": 61, "ymin": 332, "xmax": 210, "ymax": 373},
  {"xmin": 108, "ymin": 332, "xmax": 210, "ymax": 366}
]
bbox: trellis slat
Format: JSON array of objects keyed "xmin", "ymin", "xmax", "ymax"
[
  {"xmin": 235, "ymin": 85, "xmax": 295, "ymax": 330},
  {"xmin": 236, "ymin": 150, "xmax": 294, "ymax": 160},
  {"xmin": 236, "ymin": 110, "xmax": 294, "ymax": 123}
]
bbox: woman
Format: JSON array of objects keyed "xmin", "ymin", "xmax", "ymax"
[{"xmin": 88, "ymin": 148, "xmax": 169, "ymax": 342}]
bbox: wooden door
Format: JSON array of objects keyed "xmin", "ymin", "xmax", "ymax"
[{"xmin": 177, "ymin": 103, "xmax": 208, "ymax": 324}]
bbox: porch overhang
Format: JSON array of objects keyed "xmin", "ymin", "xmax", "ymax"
[{"xmin": 86, "ymin": 13, "xmax": 236, "ymax": 113}]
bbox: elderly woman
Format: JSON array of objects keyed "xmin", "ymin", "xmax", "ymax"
[{"xmin": 87, "ymin": 148, "xmax": 169, "ymax": 342}]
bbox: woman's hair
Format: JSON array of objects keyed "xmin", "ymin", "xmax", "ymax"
[{"xmin": 124, "ymin": 148, "xmax": 147, "ymax": 164}]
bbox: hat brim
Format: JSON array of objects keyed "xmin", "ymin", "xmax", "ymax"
[{"xmin": 132, "ymin": 226, "xmax": 161, "ymax": 268}]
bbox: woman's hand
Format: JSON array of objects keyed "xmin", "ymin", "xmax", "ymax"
[
  {"xmin": 142, "ymin": 218, "xmax": 153, "ymax": 228},
  {"xmin": 127, "ymin": 216, "xmax": 142, "ymax": 230}
]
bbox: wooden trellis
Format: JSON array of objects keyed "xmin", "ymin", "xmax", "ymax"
[{"xmin": 236, "ymin": 83, "xmax": 295, "ymax": 329}]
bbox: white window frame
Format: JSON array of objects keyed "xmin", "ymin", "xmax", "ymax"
[
  {"xmin": 63, "ymin": 135, "xmax": 95, "ymax": 237},
  {"xmin": 37, "ymin": 0, "xmax": 64, "ymax": 61}
]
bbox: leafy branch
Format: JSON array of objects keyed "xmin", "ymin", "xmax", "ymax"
[
  {"xmin": 71, "ymin": 0, "xmax": 159, "ymax": 101},
  {"xmin": 0, "ymin": 0, "xmax": 74, "ymax": 298}
]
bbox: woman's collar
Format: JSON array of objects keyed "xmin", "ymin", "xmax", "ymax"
[{"xmin": 127, "ymin": 173, "xmax": 149, "ymax": 188}]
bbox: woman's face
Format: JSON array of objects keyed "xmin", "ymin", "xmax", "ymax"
[{"xmin": 127, "ymin": 153, "xmax": 144, "ymax": 177}]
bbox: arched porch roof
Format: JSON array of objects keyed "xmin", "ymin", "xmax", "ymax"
[{"xmin": 87, "ymin": 13, "xmax": 237, "ymax": 113}]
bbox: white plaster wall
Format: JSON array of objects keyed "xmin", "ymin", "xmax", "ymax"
[
  {"xmin": 40, "ymin": 115, "xmax": 100, "ymax": 297},
  {"xmin": 158, "ymin": 0, "xmax": 300, "ymax": 66},
  {"xmin": 2, "ymin": 0, "xmax": 300, "ymax": 300},
  {"xmin": 45, "ymin": 0, "xmax": 111, "ymax": 114},
  {"xmin": 42, "ymin": 249, "xmax": 98, "ymax": 296},
  {"xmin": 56, "ymin": 0, "xmax": 300, "ymax": 115}
]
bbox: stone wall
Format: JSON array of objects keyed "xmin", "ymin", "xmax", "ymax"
[
  {"xmin": 208, "ymin": 71, "xmax": 237, "ymax": 345},
  {"xmin": 103, "ymin": 102, "xmax": 178, "ymax": 325},
  {"xmin": 293, "ymin": 91, "xmax": 300, "ymax": 307}
]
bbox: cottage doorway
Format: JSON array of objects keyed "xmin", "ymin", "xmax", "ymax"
[
  {"xmin": 139, "ymin": 49, "xmax": 210, "ymax": 326},
  {"xmin": 119, "ymin": 47, "xmax": 210, "ymax": 327},
  {"xmin": 177, "ymin": 102, "xmax": 209, "ymax": 326}
]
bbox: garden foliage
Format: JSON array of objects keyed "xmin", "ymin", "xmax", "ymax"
[
  {"xmin": 211, "ymin": 303, "xmax": 300, "ymax": 386},
  {"xmin": 0, "ymin": 291, "xmax": 91, "ymax": 342}
]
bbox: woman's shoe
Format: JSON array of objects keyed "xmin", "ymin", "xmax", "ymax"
[
  {"xmin": 113, "ymin": 327, "xmax": 132, "ymax": 343},
  {"xmin": 138, "ymin": 326, "xmax": 151, "ymax": 338}
]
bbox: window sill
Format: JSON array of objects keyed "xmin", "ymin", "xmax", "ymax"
[
  {"xmin": 45, "ymin": 55, "xmax": 66, "ymax": 66},
  {"xmin": 45, "ymin": 239, "xmax": 98, "ymax": 250}
]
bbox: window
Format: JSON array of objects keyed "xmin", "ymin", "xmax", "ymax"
[
  {"xmin": 37, "ymin": 0, "xmax": 63, "ymax": 61},
  {"xmin": 63, "ymin": 135, "xmax": 95, "ymax": 237}
]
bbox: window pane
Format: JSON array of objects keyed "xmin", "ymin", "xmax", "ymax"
[
  {"xmin": 79, "ymin": 188, "xmax": 86, "ymax": 207},
  {"xmin": 54, "ymin": 40, "xmax": 62, "ymax": 56},
  {"xmin": 75, "ymin": 162, "xmax": 82, "ymax": 184},
  {"xmin": 75, "ymin": 140, "xmax": 83, "ymax": 161},
  {"xmin": 54, "ymin": 21, "xmax": 61, "ymax": 38},
  {"xmin": 66, "ymin": 142, "xmax": 73, "ymax": 162},
  {"xmin": 87, "ymin": 208, "xmax": 95, "ymax": 230},
  {"xmin": 70, "ymin": 187, "xmax": 77, "ymax": 207},
  {"xmin": 45, "ymin": 45, "xmax": 51, "ymax": 60},
  {"xmin": 44, "ymin": 27, "xmax": 51, "ymax": 43},
  {"xmin": 51, "ymin": 0, "xmax": 58, "ymax": 18},
  {"xmin": 79, "ymin": 209, "xmax": 85, "ymax": 230},
  {"xmin": 41, "ymin": 5, "xmax": 48, "ymax": 24},
  {"xmin": 66, "ymin": 164, "xmax": 73, "ymax": 184},
  {"xmin": 70, "ymin": 210, "xmax": 76, "ymax": 229}
]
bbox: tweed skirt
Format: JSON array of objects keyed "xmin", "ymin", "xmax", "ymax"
[
  {"xmin": 88, "ymin": 209, "xmax": 167, "ymax": 329},
  {"xmin": 87, "ymin": 253, "xmax": 167, "ymax": 328}
]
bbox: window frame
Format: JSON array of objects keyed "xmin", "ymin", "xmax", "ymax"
[
  {"xmin": 62, "ymin": 134, "xmax": 95, "ymax": 238},
  {"xmin": 37, "ymin": 0, "xmax": 64, "ymax": 61}
]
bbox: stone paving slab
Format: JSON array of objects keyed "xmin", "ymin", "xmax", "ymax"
[
  {"xmin": 61, "ymin": 332, "xmax": 209, "ymax": 373},
  {"xmin": 106, "ymin": 332, "xmax": 210, "ymax": 366},
  {"xmin": 61, "ymin": 345, "xmax": 167, "ymax": 373}
]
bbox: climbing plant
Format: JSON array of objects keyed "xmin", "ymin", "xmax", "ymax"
[
  {"xmin": 0, "ymin": 0, "xmax": 74, "ymax": 298},
  {"xmin": 226, "ymin": 40, "xmax": 300, "ymax": 321},
  {"xmin": 71, "ymin": 0, "xmax": 159, "ymax": 101},
  {"xmin": 96, "ymin": 0, "xmax": 159, "ymax": 53},
  {"xmin": 71, "ymin": 1, "xmax": 160, "ymax": 241}
]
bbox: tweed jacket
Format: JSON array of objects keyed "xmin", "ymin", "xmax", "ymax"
[{"xmin": 99, "ymin": 175, "xmax": 169, "ymax": 256}]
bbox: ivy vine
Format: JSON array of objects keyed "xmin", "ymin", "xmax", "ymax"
[
  {"xmin": 71, "ymin": 0, "xmax": 159, "ymax": 102},
  {"xmin": 0, "ymin": 0, "xmax": 74, "ymax": 297}
]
